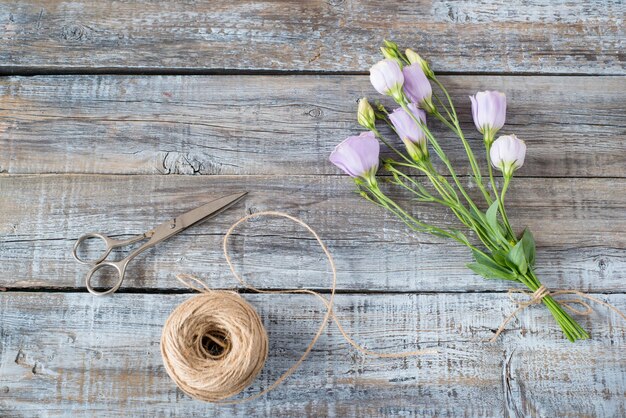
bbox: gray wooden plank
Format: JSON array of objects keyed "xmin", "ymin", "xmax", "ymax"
[
  {"xmin": 1, "ymin": 292, "xmax": 624, "ymax": 417},
  {"xmin": 0, "ymin": 75, "xmax": 624, "ymax": 177},
  {"xmin": 1, "ymin": 174, "xmax": 624, "ymax": 292},
  {"xmin": 0, "ymin": 1, "xmax": 623, "ymax": 74}
]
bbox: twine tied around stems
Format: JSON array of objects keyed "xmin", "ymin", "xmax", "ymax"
[
  {"xmin": 490, "ymin": 285, "xmax": 626, "ymax": 342},
  {"xmin": 160, "ymin": 211, "xmax": 436, "ymax": 404}
]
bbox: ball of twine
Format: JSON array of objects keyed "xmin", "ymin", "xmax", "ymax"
[{"xmin": 160, "ymin": 289, "xmax": 268, "ymax": 402}]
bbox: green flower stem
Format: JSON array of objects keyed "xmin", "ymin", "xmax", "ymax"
[
  {"xmin": 375, "ymin": 114, "xmax": 465, "ymax": 220},
  {"xmin": 430, "ymin": 77, "xmax": 511, "ymax": 246},
  {"xmin": 379, "ymin": 113, "xmax": 398, "ymax": 131},
  {"xmin": 424, "ymin": 161, "xmax": 462, "ymax": 205},
  {"xmin": 432, "ymin": 76, "xmax": 459, "ymax": 121},
  {"xmin": 432, "ymin": 75, "xmax": 492, "ymax": 204},
  {"xmin": 393, "ymin": 161, "xmax": 457, "ymax": 204},
  {"xmin": 371, "ymin": 127, "xmax": 413, "ymax": 165},
  {"xmin": 499, "ymin": 176, "xmax": 515, "ymax": 238},
  {"xmin": 359, "ymin": 185, "xmax": 451, "ymax": 243},
  {"xmin": 432, "ymin": 76, "xmax": 485, "ymax": 191},
  {"xmin": 388, "ymin": 160, "xmax": 484, "ymax": 241},
  {"xmin": 363, "ymin": 181, "xmax": 479, "ymax": 250},
  {"xmin": 388, "ymin": 160, "xmax": 461, "ymax": 211},
  {"xmin": 431, "ymin": 107, "xmax": 457, "ymax": 131},
  {"xmin": 387, "ymin": 164, "xmax": 501, "ymax": 251},
  {"xmin": 521, "ymin": 271, "xmax": 590, "ymax": 342},
  {"xmin": 432, "ymin": 92, "xmax": 455, "ymax": 122},
  {"xmin": 399, "ymin": 101, "xmax": 482, "ymax": 219},
  {"xmin": 369, "ymin": 184, "xmax": 446, "ymax": 236},
  {"xmin": 423, "ymin": 158, "xmax": 508, "ymax": 251},
  {"xmin": 484, "ymin": 133, "xmax": 500, "ymax": 200},
  {"xmin": 390, "ymin": 165, "xmax": 458, "ymax": 208},
  {"xmin": 484, "ymin": 137, "xmax": 515, "ymax": 240},
  {"xmin": 392, "ymin": 173, "xmax": 448, "ymax": 206},
  {"xmin": 394, "ymin": 155, "xmax": 502, "ymax": 249},
  {"xmin": 374, "ymin": 128, "xmax": 479, "ymax": 239},
  {"xmin": 378, "ymin": 100, "xmax": 464, "ymax": 210},
  {"xmin": 376, "ymin": 111, "xmax": 462, "ymax": 208},
  {"xmin": 432, "ymin": 109, "xmax": 492, "ymax": 205},
  {"xmin": 395, "ymin": 176, "xmax": 496, "ymax": 252}
]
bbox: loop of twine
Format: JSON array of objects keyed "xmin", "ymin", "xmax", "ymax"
[
  {"xmin": 160, "ymin": 211, "xmax": 436, "ymax": 404},
  {"xmin": 490, "ymin": 285, "xmax": 626, "ymax": 342}
]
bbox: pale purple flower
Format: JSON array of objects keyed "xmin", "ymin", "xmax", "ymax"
[
  {"xmin": 389, "ymin": 104, "xmax": 427, "ymax": 145},
  {"xmin": 402, "ymin": 63, "xmax": 433, "ymax": 111},
  {"xmin": 389, "ymin": 104, "xmax": 428, "ymax": 162},
  {"xmin": 370, "ymin": 59, "xmax": 404, "ymax": 98},
  {"xmin": 490, "ymin": 134, "xmax": 526, "ymax": 177},
  {"xmin": 470, "ymin": 91, "xmax": 506, "ymax": 138},
  {"xmin": 329, "ymin": 131, "xmax": 380, "ymax": 180}
]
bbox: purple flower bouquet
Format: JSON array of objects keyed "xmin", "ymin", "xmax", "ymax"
[{"xmin": 330, "ymin": 40, "xmax": 589, "ymax": 342}]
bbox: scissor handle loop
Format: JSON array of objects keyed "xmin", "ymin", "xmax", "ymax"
[
  {"xmin": 85, "ymin": 260, "xmax": 127, "ymax": 296},
  {"xmin": 72, "ymin": 233, "xmax": 115, "ymax": 265}
]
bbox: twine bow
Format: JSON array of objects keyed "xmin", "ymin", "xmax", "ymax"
[{"xmin": 490, "ymin": 285, "xmax": 626, "ymax": 342}]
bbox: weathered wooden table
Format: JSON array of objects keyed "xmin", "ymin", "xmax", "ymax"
[{"xmin": 1, "ymin": 1, "xmax": 624, "ymax": 416}]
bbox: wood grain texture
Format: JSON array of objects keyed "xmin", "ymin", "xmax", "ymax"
[
  {"xmin": 0, "ymin": 1, "xmax": 623, "ymax": 74},
  {"xmin": 1, "ymin": 174, "xmax": 624, "ymax": 292},
  {"xmin": 1, "ymin": 75, "xmax": 625, "ymax": 177},
  {"xmin": 0, "ymin": 292, "xmax": 624, "ymax": 417}
]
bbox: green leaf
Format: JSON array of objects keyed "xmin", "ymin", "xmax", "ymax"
[
  {"xmin": 507, "ymin": 240, "xmax": 528, "ymax": 275},
  {"xmin": 452, "ymin": 229, "xmax": 469, "ymax": 245},
  {"xmin": 486, "ymin": 201, "xmax": 499, "ymax": 231},
  {"xmin": 521, "ymin": 229, "xmax": 536, "ymax": 267},
  {"xmin": 467, "ymin": 263, "xmax": 517, "ymax": 281},
  {"xmin": 469, "ymin": 206, "xmax": 487, "ymax": 224},
  {"xmin": 472, "ymin": 250, "xmax": 519, "ymax": 280},
  {"xmin": 472, "ymin": 250, "xmax": 501, "ymax": 269},
  {"xmin": 492, "ymin": 249, "xmax": 508, "ymax": 266},
  {"xmin": 484, "ymin": 200, "xmax": 507, "ymax": 242}
]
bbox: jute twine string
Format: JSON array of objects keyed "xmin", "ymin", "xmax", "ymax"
[
  {"xmin": 490, "ymin": 284, "xmax": 626, "ymax": 342},
  {"xmin": 160, "ymin": 287, "xmax": 268, "ymax": 402},
  {"xmin": 160, "ymin": 211, "xmax": 436, "ymax": 404}
]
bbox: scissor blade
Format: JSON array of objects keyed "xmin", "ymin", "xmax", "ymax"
[{"xmin": 177, "ymin": 192, "xmax": 247, "ymax": 230}]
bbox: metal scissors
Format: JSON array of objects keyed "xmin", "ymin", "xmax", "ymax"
[{"xmin": 72, "ymin": 192, "xmax": 247, "ymax": 296}]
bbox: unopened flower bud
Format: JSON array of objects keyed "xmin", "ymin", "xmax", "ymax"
[
  {"xmin": 383, "ymin": 39, "xmax": 399, "ymax": 50},
  {"xmin": 405, "ymin": 49, "xmax": 434, "ymax": 78},
  {"xmin": 357, "ymin": 98, "xmax": 376, "ymax": 130},
  {"xmin": 401, "ymin": 137, "xmax": 428, "ymax": 163},
  {"xmin": 380, "ymin": 47, "xmax": 402, "ymax": 65}
]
